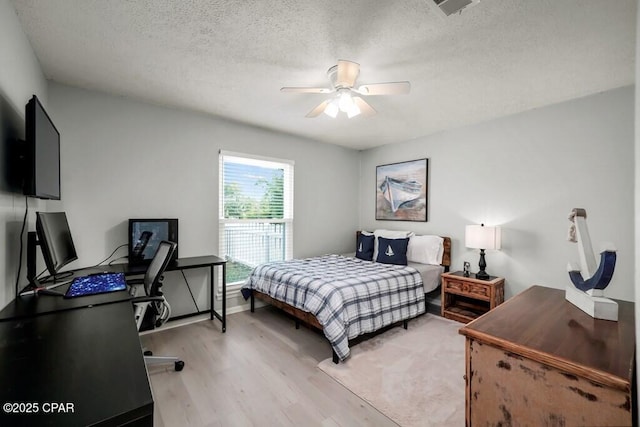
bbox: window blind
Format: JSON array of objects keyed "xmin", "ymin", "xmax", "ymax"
[{"xmin": 219, "ymin": 151, "xmax": 294, "ymax": 286}]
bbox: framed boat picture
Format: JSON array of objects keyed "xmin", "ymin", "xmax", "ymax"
[{"xmin": 376, "ymin": 158, "xmax": 428, "ymax": 221}]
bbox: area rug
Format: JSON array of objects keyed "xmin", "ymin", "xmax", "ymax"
[{"xmin": 317, "ymin": 314, "xmax": 465, "ymax": 427}]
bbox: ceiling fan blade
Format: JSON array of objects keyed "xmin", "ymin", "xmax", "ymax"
[
  {"xmin": 336, "ymin": 60, "xmax": 360, "ymax": 88},
  {"xmin": 305, "ymin": 100, "xmax": 331, "ymax": 118},
  {"xmin": 355, "ymin": 81, "xmax": 411, "ymax": 95},
  {"xmin": 281, "ymin": 87, "xmax": 333, "ymax": 93},
  {"xmin": 352, "ymin": 97, "xmax": 377, "ymax": 117}
]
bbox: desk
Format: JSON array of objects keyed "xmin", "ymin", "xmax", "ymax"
[
  {"xmin": 120, "ymin": 255, "xmax": 227, "ymax": 332},
  {"xmin": 0, "ymin": 283, "xmax": 130, "ymax": 322},
  {"xmin": 9, "ymin": 255, "xmax": 228, "ymax": 332},
  {"xmin": 0, "ymin": 256, "xmax": 226, "ymax": 425},
  {"xmin": 0, "ymin": 302, "xmax": 153, "ymax": 426}
]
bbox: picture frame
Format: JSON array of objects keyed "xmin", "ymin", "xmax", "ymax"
[{"xmin": 376, "ymin": 158, "xmax": 428, "ymax": 221}]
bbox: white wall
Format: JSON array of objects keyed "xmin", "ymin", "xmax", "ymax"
[
  {"xmin": 48, "ymin": 83, "xmax": 360, "ymax": 314},
  {"xmin": 359, "ymin": 86, "xmax": 635, "ymax": 303},
  {"xmin": 0, "ymin": 0, "xmax": 47, "ymax": 309}
]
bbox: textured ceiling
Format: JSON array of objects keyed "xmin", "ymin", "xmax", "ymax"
[{"xmin": 10, "ymin": 0, "xmax": 636, "ymax": 150}]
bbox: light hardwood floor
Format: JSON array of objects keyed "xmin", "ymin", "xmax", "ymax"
[{"xmin": 140, "ymin": 307, "xmax": 398, "ymax": 427}]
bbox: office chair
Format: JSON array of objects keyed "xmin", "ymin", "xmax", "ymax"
[{"xmin": 129, "ymin": 240, "xmax": 185, "ymax": 372}]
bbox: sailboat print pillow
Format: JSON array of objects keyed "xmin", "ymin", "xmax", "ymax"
[
  {"xmin": 355, "ymin": 233, "xmax": 375, "ymax": 261},
  {"xmin": 375, "ymin": 237, "xmax": 409, "ymax": 265}
]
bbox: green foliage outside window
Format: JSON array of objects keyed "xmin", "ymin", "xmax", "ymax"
[{"xmin": 223, "ymin": 173, "xmax": 284, "ymax": 219}]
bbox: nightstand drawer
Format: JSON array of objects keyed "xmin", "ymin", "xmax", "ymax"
[{"xmin": 445, "ymin": 278, "xmax": 491, "ymax": 299}]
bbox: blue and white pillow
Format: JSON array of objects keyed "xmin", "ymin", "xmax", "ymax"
[
  {"xmin": 371, "ymin": 229, "xmax": 414, "ymax": 260},
  {"xmin": 355, "ymin": 233, "xmax": 375, "ymax": 261},
  {"xmin": 375, "ymin": 236, "xmax": 409, "ymax": 265}
]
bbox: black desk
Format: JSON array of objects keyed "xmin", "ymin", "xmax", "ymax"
[
  {"xmin": 6, "ymin": 255, "xmax": 228, "ymax": 331},
  {"xmin": 0, "ymin": 302, "xmax": 153, "ymax": 426},
  {"xmin": 0, "ymin": 256, "xmax": 227, "ymax": 425},
  {"xmin": 0, "ymin": 285, "xmax": 130, "ymax": 322},
  {"xmin": 119, "ymin": 255, "xmax": 227, "ymax": 332}
]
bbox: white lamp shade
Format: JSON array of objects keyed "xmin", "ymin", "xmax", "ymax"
[
  {"xmin": 324, "ymin": 100, "xmax": 339, "ymax": 118},
  {"xmin": 465, "ymin": 225, "xmax": 501, "ymax": 250}
]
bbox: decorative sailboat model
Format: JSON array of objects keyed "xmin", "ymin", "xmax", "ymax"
[{"xmin": 565, "ymin": 208, "xmax": 618, "ymax": 321}]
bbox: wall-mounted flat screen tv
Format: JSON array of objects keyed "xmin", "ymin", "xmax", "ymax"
[
  {"xmin": 128, "ymin": 218, "xmax": 178, "ymax": 265},
  {"xmin": 24, "ymin": 95, "xmax": 60, "ymax": 200}
]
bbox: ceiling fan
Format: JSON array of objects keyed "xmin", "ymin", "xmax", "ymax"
[{"xmin": 281, "ymin": 60, "xmax": 411, "ymax": 119}]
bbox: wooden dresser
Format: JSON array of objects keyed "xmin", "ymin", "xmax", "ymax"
[{"xmin": 459, "ymin": 285, "xmax": 635, "ymax": 426}]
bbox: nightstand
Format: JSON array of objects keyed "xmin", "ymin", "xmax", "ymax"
[{"xmin": 441, "ymin": 271, "xmax": 504, "ymax": 323}]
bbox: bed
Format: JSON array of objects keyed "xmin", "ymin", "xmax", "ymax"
[{"xmin": 241, "ymin": 231, "xmax": 451, "ymax": 363}]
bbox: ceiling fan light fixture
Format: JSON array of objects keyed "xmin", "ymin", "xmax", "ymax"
[
  {"xmin": 324, "ymin": 100, "xmax": 339, "ymax": 118},
  {"xmin": 338, "ymin": 90, "xmax": 354, "ymax": 113},
  {"xmin": 333, "ymin": 91, "xmax": 360, "ymax": 118},
  {"xmin": 346, "ymin": 103, "xmax": 361, "ymax": 118},
  {"xmin": 282, "ymin": 60, "xmax": 409, "ymax": 118}
]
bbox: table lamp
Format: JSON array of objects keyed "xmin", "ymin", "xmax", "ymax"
[{"xmin": 465, "ymin": 224, "xmax": 501, "ymax": 280}]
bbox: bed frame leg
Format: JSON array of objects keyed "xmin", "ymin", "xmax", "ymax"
[
  {"xmin": 332, "ymin": 350, "xmax": 339, "ymax": 364},
  {"xmin": 250, "ymin": 292, "xmax": 255, "ymax": 313},
  {"xmin": 295, "ymin": 320, "xmax": 300, "ymax": 329},
  {"xmin": 403, "ymin": 319, "xmax": 408, "ymax": 330}
]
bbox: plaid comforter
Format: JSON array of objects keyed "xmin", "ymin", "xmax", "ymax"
[{"xmin": 241, "ymin": 254, "xmax": 425, "ymax": 360}]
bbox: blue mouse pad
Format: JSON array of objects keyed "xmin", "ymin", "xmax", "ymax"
[{"xmin": 65, "ymin": 273, "xmax": 127, "ymax": 298}]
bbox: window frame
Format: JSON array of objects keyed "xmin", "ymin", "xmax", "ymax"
[{"xmin": 218, "ymin": 150, "xmax": 294, "ymax": 294}]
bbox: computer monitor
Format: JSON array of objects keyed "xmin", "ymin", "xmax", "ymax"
[
  {"xmin": 27, "ymin": 212, "xmax": 78, "ymax": 282},
  {"xmin": 128, "ymin": 219, "xmax": 178, "ymax": 266}
]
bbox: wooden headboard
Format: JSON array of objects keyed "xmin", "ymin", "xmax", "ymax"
[
  {"xmin": 442, "ymin": 237, "xmax": 451, "ymax": 271},
  {"xmin": 356, "ymin": 231, "xmax": 451, "ymax": 269}
]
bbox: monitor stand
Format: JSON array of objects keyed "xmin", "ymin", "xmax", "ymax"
[
  {"xmin": 21, "ymin": 233, "xmax": 70, "ymax": 297},
  {"xmin": 20, "ymin": 277, "xmax": 68, "ymax": 297}
]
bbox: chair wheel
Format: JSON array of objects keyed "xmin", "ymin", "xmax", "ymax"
[
  {"xmin": 144, "ymin": 350, "xmax": 153, "ymax": 356},
  {"xmin": 175, "ymin": 360, "xmax": 185, "ymax": 371}
]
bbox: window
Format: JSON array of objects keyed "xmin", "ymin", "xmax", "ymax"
[{"xmin": 219, "ymin": 151, "xmax": 294, "ymax": 288}]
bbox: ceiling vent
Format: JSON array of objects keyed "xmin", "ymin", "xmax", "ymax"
[{"xmin": 431, "ymin": 0, "xmax": 480, "ymax": 16}]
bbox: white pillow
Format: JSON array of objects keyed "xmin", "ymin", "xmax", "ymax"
[
  {"xmin": 372, "ymin": 229, "xmax": 415, "ymax": 261},
  {"xmin": 406, "ymin": 235, "xmax": 444, "ymax": 265}
]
